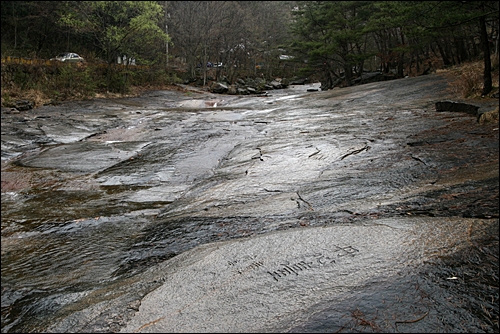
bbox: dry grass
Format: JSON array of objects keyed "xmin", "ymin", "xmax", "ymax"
[
  {"xmin": 1, "ymin": 87, "xmax": 52, "ymax": 109},
  {"xmin": 1, "ymin": 61, "xmax": 185, "ymax": 109},
  {"xmin": 1, "ymin": 82, "xmax": 184, "ymax": 109},
  {"xmin": 437, "ymin": 56, "xmax": 500, "ymax": 99}
]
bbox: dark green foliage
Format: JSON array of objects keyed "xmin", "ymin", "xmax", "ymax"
[{"xmin": 288, "ymin": 1, "xmax": 498, "ymax": 90}]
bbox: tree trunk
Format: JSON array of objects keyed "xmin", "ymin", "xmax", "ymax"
[
  {"xmin": 479, "ymin": 14, "xmax": 492, "ymax": 96},
  {"xmin": 397, "ymin": 53, "xmax": 405, "ymax": 78},
  {"xmin": 436, "ymin": 41, "xmax": 451, "ymax": 66}
]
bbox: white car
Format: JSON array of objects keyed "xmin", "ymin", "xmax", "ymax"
[{"xmin": 51, "ymin": 53, "xmax": 85, "ymax": 63}]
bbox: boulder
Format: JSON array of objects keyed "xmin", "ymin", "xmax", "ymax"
[
  {"xmin": 237, "ymin": 87, "xmax": 249, "ymax": 95},
  {"xmin": 269, "ymin": 80, "xmax": 282, "ymax": 89},
  {"xmin": 477, "ymin": 106, "xmax": 499, "ymax": 124},
  {"xmin": 247, "ymin": 87, "xmax": 259, "ymax": 94},
  {"xmin": 227, "ymin": 84, "xmax": 238, "ymax": 95},
  {"xmin": 289, "ymin": 77, "xmax": 308, "ymax": 85},
  {"xmin": 4, "ymin": 100, "xmax": 34, "ymax": 111},
  {"xmin": 210, "ymin": 82, "xmax": 228, "ymax": 94},
  {"xmin": 435, "ymin": 101, "xmax": 480, "ymax": 116}
]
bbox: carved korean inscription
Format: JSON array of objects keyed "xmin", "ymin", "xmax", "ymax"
[
  {"xmin": 267, "ymin": 245, "xmax": 359, "ymax": 281},
  {"xmin": 225, "ymin": 244, "xmax": 359, "ymax": 282}
]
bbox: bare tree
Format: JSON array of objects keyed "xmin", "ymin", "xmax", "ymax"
[{"xmin": 166, "ymin": 1, "xmax": 295, "ymax": 84}]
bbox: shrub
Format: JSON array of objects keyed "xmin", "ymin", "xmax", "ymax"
[{"xmin": 1, "ymin": 60, "xmax": 184, "ymax": 108}]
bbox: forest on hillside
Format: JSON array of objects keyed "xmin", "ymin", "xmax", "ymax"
[{"xmin": 1, "ymin": 1, "xmax": 498, "ymax": 97}]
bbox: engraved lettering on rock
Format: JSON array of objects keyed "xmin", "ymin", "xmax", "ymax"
[
  {"xmin": 226, "ymin": 254, "xmax": 262, "ymax": 274},
  {"xmin": 267, "ymin": 245, "xmax": 359, "ymax": 282},
  {"xmin": 227, "ymin": 254, "xmax": 257, "ymax": 267},
  {"xmin": 334, "ymin": 245, "xmax": 359, "ymax": 257},
  {"xmin": 267, "ymin": 260, "xmax": 314, "ymax": 282},
  {"xmin": 237, "ymin": 261, "xmax": 264, "ymax": 274}
]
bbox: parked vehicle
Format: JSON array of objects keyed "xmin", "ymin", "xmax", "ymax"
[
  {"xmin": 197, "ymin": 61, "xmax": 223, "ymax": 68},
  {"xmin": 50, "ymin": 53, "xmax": 85, "ymax": 63}
]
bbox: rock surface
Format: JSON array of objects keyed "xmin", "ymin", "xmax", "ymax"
[
  {"xmin": 118, "ymin": 217, "xmax": 496, "ymax": 333},
  {"xmin": 2, "ymin": 74, "xmax": 498, "ymax": 333}
]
